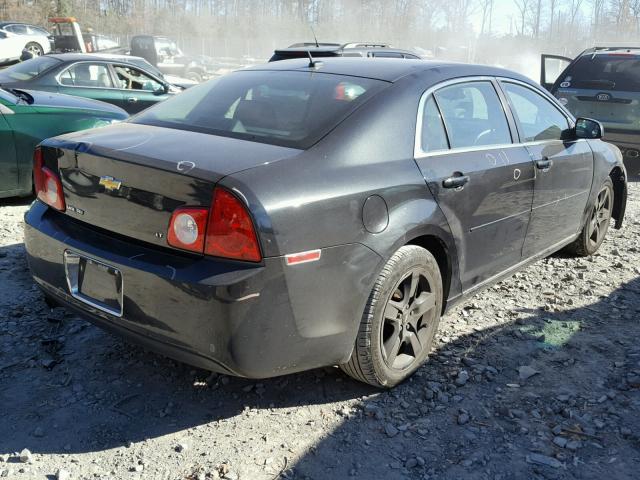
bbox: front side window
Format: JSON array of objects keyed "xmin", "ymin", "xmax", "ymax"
[
  {"xmin": 434, "ymin": 81, "xmax": 512, "ymax": 149},
  {"xmin": 60, "ymin": 63, "xmax": 113, "ymax": 88},
  {"xmin": 114, "ymin": 66, "xmax": 163, "ymax": 92},
  {"xmin": 132, "ymin": 70, "xmax": 387, "ymax": 149},
  {"xmin": 27, "ymin": 26, "xmax": 49, "ymax": 36},
  {"xmin": 503, "ymin": 82, "xmax": 569, "ymax": 142},
  {"xmin": 420, "ymin": 94, "xmax": 449, "ymax": 153}
]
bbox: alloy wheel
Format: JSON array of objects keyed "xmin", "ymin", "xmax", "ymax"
[
  {"xmin": 26, "ymin": 44, "xmax": 43, "ymax": 56},
  {"xmin": 380, "ymin": 268, "xmax": 438, "ymax": 370},
  {"xmin": 587, "ymin": 186, "xmax": 611, "ymax": 249}
]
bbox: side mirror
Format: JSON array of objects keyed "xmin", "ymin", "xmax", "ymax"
[{"xmin": 575, "ymin": 117, "xmax": 604, "ymax": 139}]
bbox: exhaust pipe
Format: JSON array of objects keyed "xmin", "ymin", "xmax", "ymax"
[{"xmin": 625, "ymin": 148, "xmax": 640, "ymax": 159}]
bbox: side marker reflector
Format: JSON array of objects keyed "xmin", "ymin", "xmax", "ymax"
[{"xmin": 285, "ymin": 249, "xmax": 322, "ymax": 266}]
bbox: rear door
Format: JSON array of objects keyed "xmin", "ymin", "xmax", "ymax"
[
  {"xmin": 57, "ymin": 61, "xmax": 124, "ymax": 107},
  {"xmin": 0, "ymin": 98, "xmax": 18, "ymax": 193},
  {"xmin": 414, "ymin": 78, "xmax": 535, "ymax": 291},
  {"xmin": 499, "ymin": 80, "xmax": 593, "ymax": 257},
  {"xmin": 541, "ymin": 54, "xmax": 573, "ymax": 91},
  {"xmin": 111, "ymin": 64, "xmax": 168, "ymax": 113}
]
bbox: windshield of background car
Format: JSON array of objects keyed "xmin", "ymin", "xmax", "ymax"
[
  {"xmin": 561, "ymin": 54, "xmax": 640, "ymax": 91},
  {"xmin": 0, "ymin": 56, "xmax": 60, "ymax": 82},
  {"xmin": 155, "ymin": 38, "xmax": 180, "ymax": 55},
  {"xmin": 132, "ymin": 70, "xmax": 387, "ymax": 149}
]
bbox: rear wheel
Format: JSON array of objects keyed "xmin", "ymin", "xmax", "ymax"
[
  {"xmin": 341, "ymin": 245, "xmax": 443, "ymax": 388},
  {"xmin": 566, "ymin": 178, "xmax": 614, "ymax": 256},
  {"xmin": 24, "ymin": 42, "xmax": 44, "ymax": 57}
]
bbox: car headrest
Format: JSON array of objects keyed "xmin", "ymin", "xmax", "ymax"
[{"xmin": 233, "ymin": 99, "xmax": 277, "ymax": 130}]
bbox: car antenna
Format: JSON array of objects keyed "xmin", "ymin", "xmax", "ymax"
[
  {"xmin": 310, "ymin": 25, "xmax": 320, "ymax": 48},
  {"xmin": 307, "ymin": 50, "xmax": 322, "ymax": 69}
]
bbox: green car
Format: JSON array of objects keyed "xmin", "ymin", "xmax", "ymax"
[
  {"xmin": 0, "ymin": 86, "xmax": 127, "ymax": 198},
  {"xmin": 0, "ymin": 54, "xmax": 184, "ymax": 114}
]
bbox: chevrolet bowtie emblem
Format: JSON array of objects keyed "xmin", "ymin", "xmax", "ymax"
[{"xmin": 99, "ymin": 176, "xmax": 122, "ymax": 192}]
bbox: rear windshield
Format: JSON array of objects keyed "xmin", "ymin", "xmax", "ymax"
[
  {"xmin": 562, "ymin": 54, "xmax": 640, "ymax": 91},
  {"xmin": 132, "ymin": 70, "xmax": 387, "ymax": 149},
  {"xmin": 0, "ymin": 56, "xmax": 61, "ymax": 82}
]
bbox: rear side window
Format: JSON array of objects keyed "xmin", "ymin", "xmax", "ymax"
[
  {"xmin": 133, "ymin": 70, "xmax": 387, "ymax": 149},
  {"xmin": 420, "ymin": 95, "xmax": 449, "ymax": 153},
  {"xmin": 503, "ymin": 83, "xmax": 569, "ymax": 142},
  {"xmin": 562, "ymin": 54, "xmax": 640, "ymax": 91},
  {"xmin": 434, "ymin": 81, "xmax": 511, "ymax": 149}
]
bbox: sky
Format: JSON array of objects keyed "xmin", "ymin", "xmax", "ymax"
[{"xmin": 471, "ymin": 0, "xmax": 591, "ymax": 35}]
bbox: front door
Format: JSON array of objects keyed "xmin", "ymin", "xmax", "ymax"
[
  {"xmin": 111, "ymin": 64, "xmax": 168, "ymax": 113},
  {"xmin": 540, "ymin": 54, "xmax": 573, "ymax": 91},
  {"xmin": 57, "ymin": 62, "xmax": 124, "ymax": 107},
  {"xmin": 414, "ymin": 79, "xmax": 535, "ymax": 291},
  {"xmin": 0, "ymin": 102, "xmax": 18, "ymax": 193},
  {"xmin": 499, "ymin": 80, "xmax": 594, "ymax": 257}
]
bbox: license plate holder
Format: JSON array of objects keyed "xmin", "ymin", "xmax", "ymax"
[{"xmin": 64, "ymin": 251, "xmax": 123, "ymax": 317}]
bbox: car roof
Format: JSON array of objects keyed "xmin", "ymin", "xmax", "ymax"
[
  {"xmin": 246, "ymin": 57, "xmax": 534, "ymax": 84},
  {"xmin": 275, "ymin": 45, "xmax": 343, "ymax": 54},
  {"xmin": 0, "ymin": 21, "xmax": 41, "ymax": 28},
  {"xmin": 581, "ymin": 46, "xmax": 640, "ymax": 56},
  {"xmin": 274, "ymin": 44, "xmax": 410, "ymax": 55},
  {"xmin": 44, "ymin": 53, "xmax": 148, "ymax": 63}
]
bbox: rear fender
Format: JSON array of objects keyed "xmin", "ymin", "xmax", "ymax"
[{"xmin": 366, "ymin": 196, "xmax": 462, "ymax": 312}]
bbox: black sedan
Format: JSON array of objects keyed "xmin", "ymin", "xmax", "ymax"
[
  {"xmin": 24, "ymin": 58, "xmax": 627, "ymax": 388},
  {"xmin": 0, "ymin": 53, "xmax": 187, "ymax": 113}
]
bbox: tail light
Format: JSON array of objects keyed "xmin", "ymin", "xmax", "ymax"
[
  {"xmin": 167, "ymin": 207, "xmax": 208, "ymax": 253},
  {"xmin": 167, "ymin": 188, "xmax": 262, "ymax": 262},
  {"xmin": 205, "ymin": 188, "xmax": 262, "ymax": 262},
  {"xmin": 33, "ymin": 147, "xmax": 65, "ymax": 211}
]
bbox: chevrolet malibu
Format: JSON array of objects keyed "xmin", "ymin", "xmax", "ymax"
[{"xmin": 24, "ymin": 59, "xmax": 627, "ymax": 388}]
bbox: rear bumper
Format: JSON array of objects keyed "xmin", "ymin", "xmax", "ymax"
[{"xmin": 24, "ymin": 201, "xmax": 383, "ymax": 378}]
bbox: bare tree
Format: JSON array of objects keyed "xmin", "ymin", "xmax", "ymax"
[{"xmin": 513, "ymin": 0, "xmax": 532, "ymax": 35}]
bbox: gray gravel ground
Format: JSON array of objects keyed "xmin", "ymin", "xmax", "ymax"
[{"xmin": 1, "ymin": 183, "xmax": 639, "ymax": 480}]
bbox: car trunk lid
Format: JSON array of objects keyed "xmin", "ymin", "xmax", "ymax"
[{"xmin": 42, "ymin": 123, "xmax": 300, "ymax": 251}]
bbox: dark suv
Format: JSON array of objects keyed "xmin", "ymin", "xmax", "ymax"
[
  {"xmin": 542, "ymin": 47, "xmax": 640, "ymax": 173},
  {"xmin": 269, "ymin": 42, "xmax": 421, "ymax": 62}
]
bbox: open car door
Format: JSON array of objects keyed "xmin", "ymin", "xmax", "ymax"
[{"xmin": 540, "ymin": 54, "xmax": 573, "ymax": 91}]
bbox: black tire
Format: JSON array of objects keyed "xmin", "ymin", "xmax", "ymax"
[
  {"xmin": 24, "ymin": 42, "xmax": 44, "ymax": 57},
  {"xmin": 341, "ymin": 245, "xmax": 443, "ymax": 388},
  {"xmin": 565, "ymin": 177, "xmax": 614, "ymax": 257}
]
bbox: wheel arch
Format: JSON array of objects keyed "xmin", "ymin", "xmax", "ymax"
[
  {"xmin": 404, "ymin": 231, "xmax": 456, "ymax": 314},
  {"xmin": 609, "ymin": 166, "xmax": 627, "ymax": 229}
]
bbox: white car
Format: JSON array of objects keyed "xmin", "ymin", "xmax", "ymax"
[{"xmin": 0, "ymin": 22, "xmax": 51, "ymax": 65}]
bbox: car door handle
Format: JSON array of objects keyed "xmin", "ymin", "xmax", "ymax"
[
  {"xmin": 126, "ymin": 97, "xmax": 138, "ymax": 103},
  {"xmin": 442, "ymin": 174, "xmax": 470, "ymax": 189},
  {"xmin": 535, "ymin": 158, "xmax": 553, "ymax": 170}
]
